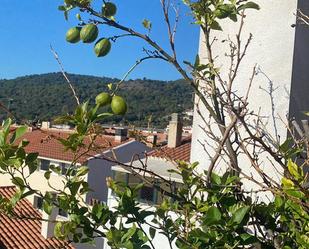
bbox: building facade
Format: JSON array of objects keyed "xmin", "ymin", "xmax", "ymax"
[{"xmin": 191, "ymin": 1, "xmax": 305, "ymax": 189}]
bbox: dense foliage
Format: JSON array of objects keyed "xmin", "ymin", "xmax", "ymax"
[
  {"xmin": 0, "ymin": 0, "xmax": 308, "ymax": 249},
  {"xmin": 0, "ymin": 73, "xmax": 193, "ymax": 128}
]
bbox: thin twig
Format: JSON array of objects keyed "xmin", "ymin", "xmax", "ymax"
[{"xmin": 50, "ymin": 45, "xmax": 80, "ymax": 105}]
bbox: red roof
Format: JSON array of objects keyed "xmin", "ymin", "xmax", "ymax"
[
  {"xmin": 148, "ymin": 136, "xmax": 191, "ymax": 162},
  {"xmin": 0, "ymin": 186, "xmax": 73, "ymax": 249},
  {"xmin": 17, "ymin": 129, "xmax": 127, "ymax": 164},
  {"xmin": 105, "ymin": 128, "xmax": 167, "ymax": 145}
]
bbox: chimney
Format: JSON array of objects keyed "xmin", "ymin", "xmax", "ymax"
[
  {"xmin": 167, "ymin": 113, "xmax": 183, "ymax": 148},
  {"xmin": 41, "ymin": 193, "xmax": 58, "ymax": 239},
  {"xmin": 41, "ymin": 121, "xmax": 50, "ymax": 130},
  {"xmin": 147, "ymin": 134, "xmax": 157, "ymax": 147},
  {"xmin": 115, "ymin": 127, "xmax": 128, "ymax": 142}
]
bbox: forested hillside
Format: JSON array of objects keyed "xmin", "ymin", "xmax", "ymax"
[{"xmin": 0, "ymin": 73, "xmax": 193, "ymax": 128}]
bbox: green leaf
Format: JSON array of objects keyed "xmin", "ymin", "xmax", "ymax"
[
  {"xmin": 225, "ymin": 176, "xmax": 239, "ymax": 185},
  {"xmin": 274, "ymin": 196, "xmax": 284, "ymax": 209},
  {"xmin": 92, "ymin": 203, "xmax": 104, "ymax": 221},
  {"xmin": 28, "ymin": 163, "xmax": 38, "ymax": 175},
  {"xmin": 210, "ymin": 172, "xmax": 221, "ymax": 185},
  {"xmin": 285, "ymin": 189, "xmax": 305, "ymax": 199},
  {"xmin": 149, "ymin": 227, "xmax": 156, "ymax": 239},
  {"xmin": 210, "ymin": 20, "xmax": 222, "ymax": 31},
  {"xmin": 10, "ymin": 126, "xmax": 27, "ymax": 144},
  {"xmin": 25, "ymin": 152, "xmax": 38, "ymax": 164},
  {"xmin": 229, "ymin": 13, "xmax": 238, "ymax": 22},
  {"xmin": 96, "ymin": 112, "xmax": 113, "ymax": 120},
  {"xmin": 43, "ymin": 200, "xmax": 53, "ymax": 215},
  {"xmin": 287, "ymin": 159, "xmax": 301, "ymax": 180},
  {"xmin": 282, "ymin": 177, "xmax": 294, "ymax": 188},
  {"xmin": 44, "ymin": 171, "xmax": 51, "ymax": 180},
  {"xmin": 238, "ymin": 2, "xmax": 260, "ymax": 11},
  {"xmin": 215, "ymin": 4, "xmax": 235, "ymax": 19},
  {"xmin": 54, "ymin": 222, "xmax": 64, "ymax": 239},
  {"xmin": 204, "ymin": 206, "xmax": 222, "ymax": 225},
  {"xmin": 121, "ymin": 224, "xmax": 137, "ymax": 242},
  {"xmin": 76, "ymin": 166, "xmax": 89, "ymax": 177},
  {"xmin": 239, "ymin": 233, "xmax": 258, "ymax": 245},
  {"xmin": 49, "ymin": 164, "xmax": 61, "ymax": 175},
  {"xmin": 231, "ymin": 206, "xmax": 250, "ymax": 225},
  {"xmin": 69, "ymin": 181, "xmax": 81, "ymax": 196},
  {"xmin": 58, "ymin": 5, "xmax": 66, "ymax": 11},
  {"xmin": 11, "ymin": 177, "xmax": 24, "ymax": 188},
  {"xmin": 21, "ymin": 190, "xmax": 36, "ymax": 199},
  {"xmin": 0, "ymin": 118, "xmax": 12, "ymax": 145},
  {"xmin": 279, "ymin": 138, "xmax": 291, "ymax": 153},
  {"xmin": 11, "ymin": 190, "xmax": 22, "ymax": 206}
]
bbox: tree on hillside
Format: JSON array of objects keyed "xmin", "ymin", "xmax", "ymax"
[{"xmin": 0, "ymin": 1, "xmax": 308, "ymax": 249}]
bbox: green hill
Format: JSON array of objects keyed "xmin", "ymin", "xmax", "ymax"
[{"xmin": 0, "ymin": 73, "xmax": 193, "ymax": 128}]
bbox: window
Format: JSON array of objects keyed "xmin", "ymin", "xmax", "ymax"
[
  {"xmin": 58, "ymin": 208, "xmax": 68, "ymax": 217},
  {"xmin": 40, "ymin": 159, "xmax": 50, "ymax": 171},
  {"xmin": 128, "ymin": 174, "xmax": 141, "ymax": 186},
  {"xmin": 140, "ymin": 185, "xmax": 155, "ymax": 203},
  {"xmin": 61, "ymin": 163, "xmax": 69, "ymax": 175},
  {"xmin": 113, "ymin": 171, "xmax": 127, "ymax": 183},
  {"xmin": 156, "ymin": 181, "xmax": 182, "ymax": 204},
  {"xmin": 33, "ymin": 195, "xmax": 43, "ymax": 210},
  {"xmin": 61, "ymin": 163, "xmax": 77, "ymax": 176},
  {"xmin": 128, "ymin": 174, "xmax": 156, "ymax": 204},
  {"xmin": 112, "ymin": 170, "xmax": 171, "ymax": 204}
]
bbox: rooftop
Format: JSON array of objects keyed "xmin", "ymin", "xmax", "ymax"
[
  {"xmin": 148, "ymin": 136, "xmax": 191, "ymax": 162},
  {"xmin": 0, "ymin": 186, "xmax": 73, "ymax": 249},
  {"xmin": 14, "ymin": 128, "xmax": 130, "ymax": 164}
]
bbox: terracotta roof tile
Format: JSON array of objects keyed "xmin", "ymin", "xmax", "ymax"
[
  {"xmin": 15, "ymin": 129, "xmax": 128, "ymax": 163},
  {"xmin": 0, "ymin": 186, "xmax": 73, "ymax": 249},
  {"xmin": 148, "ymin": 136, "xmax": 191, "ymax": 162}
]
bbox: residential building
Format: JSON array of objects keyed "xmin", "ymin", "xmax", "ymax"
[
  {"xmin": 0, "ymin": 186, "xmax": 73, "ymax": 249},
  {"xmin": 191, "ymin": 1, "xmax": 302, "ymax": 191},
  {"xmin": 0, "ymin": 124, "xmax": 151, "ymax": 249},
  {"xmin": 105, "ymin": 113, "xmax": 190, "ymax": 249}
]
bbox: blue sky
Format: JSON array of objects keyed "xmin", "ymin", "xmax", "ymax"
[{"xmin": 0, "ymin": 0, "xmax": 199, "ymax": 80}]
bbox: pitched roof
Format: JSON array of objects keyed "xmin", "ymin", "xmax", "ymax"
[
  {"xmin": 16, "ymin": 128, "xmax": 128, "ymax": 164},
  {"xmin": 148, "ymin": 136, "xmax": 191, "ymax": 162},
  {"xmin": 0, "ymin": 186, "xmax": 73, "ymax": 249}
]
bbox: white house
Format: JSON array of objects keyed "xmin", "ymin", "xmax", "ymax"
[
  {"xmin": 191, "ymin": 1, "xmax": 303, "ymax": 191},
  {"xmin": 105, "ymin": 113, "xmax": 190, "ymax": 249}
]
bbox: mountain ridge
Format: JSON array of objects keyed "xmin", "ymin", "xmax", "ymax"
[{"xmin": 0, "ymin": 72, "xmax": 193, "ymax": 128}]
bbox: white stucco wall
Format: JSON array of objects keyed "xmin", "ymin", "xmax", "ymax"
[
  {"xmin": 0, "ymin": 156, "xmax": 83, "ymax": 204},
  {"xmin": 191, "ymin": 1, "xmax": 297, "ymax": 190}
]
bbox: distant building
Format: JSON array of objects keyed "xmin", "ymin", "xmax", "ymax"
[
  {"xmin": 106, "ymin": 113, "xmax": 191, "ymax": 248},
  {"xmin": 0, "ymin": 186, "xmax": 73, "ymax": 249},
  {"xmin": 0, "ymin": 124, "xmax": 151, "ymax": 249}
]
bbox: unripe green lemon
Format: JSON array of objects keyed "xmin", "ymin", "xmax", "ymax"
[
  {"xmin": 111, "ymin": 96, "xmax": 127, "ymax": 115},
  {"xmin": 94, "ymin": 39, "xmax": 111, "ymax": 57},
  {"xmin": 66, "ymin": 27, "xmax": 81, "ymax": 43},
  {"xmin": 102, "ymin": 2, "xmax": 117, "ymax": 17},
  {"xmin": 95, "ymin": 92, "xmax": 112, "ymax": 107},
  {"xmin": 80, "ymin": 24, "xmax": 99, "ymax": 43}
]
